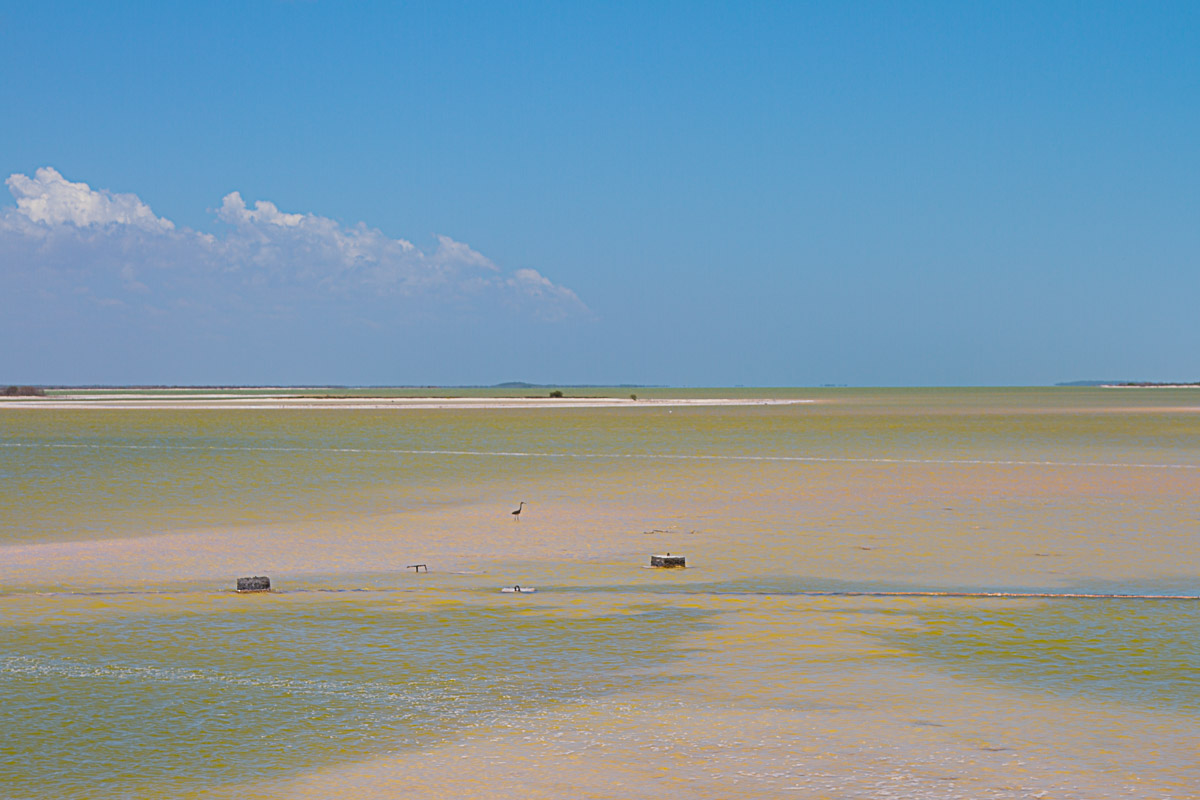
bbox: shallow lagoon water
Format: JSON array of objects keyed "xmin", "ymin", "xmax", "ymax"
[{"xmin": 2, "ymin": 388, "xmax": 1199, "ymax": 798}]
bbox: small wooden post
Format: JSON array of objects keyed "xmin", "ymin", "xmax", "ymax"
[
  {"xmin": 407, "ymin": 564, "xmax": 428, "ymax": 573},
  {"xmin": 236, "ymin": 576, "xmax": 271, "ymax": 592}
]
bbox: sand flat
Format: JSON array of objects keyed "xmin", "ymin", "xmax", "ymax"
[{"xmin": 4, "ymin": 389, "xmax": 1199, "ymax": 799}]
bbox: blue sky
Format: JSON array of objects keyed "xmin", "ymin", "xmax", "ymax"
[{"xmin": 2, "ymin": 1, "xmax": 1197, "ymax": 386}]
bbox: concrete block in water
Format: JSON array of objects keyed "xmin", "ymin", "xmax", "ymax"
[
  {"xmin": 650, "ymin": 554, "xmax": 686, "ymax": 568},
  {"xmin": 236, "ymin": 576, "xmax": 271, "ymax": 592}
]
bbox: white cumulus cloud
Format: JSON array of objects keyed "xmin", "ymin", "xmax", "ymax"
[
  {"xmin": 0, "ymin": 167, "xmax": 587, "ymax": 322},
  {"xmin": 5, "ymin": 167, "xmax": 174, "ymax": 232},
  {"xmin": 508, "ymin": 267, "xmax": 585, "ymax": 319},
  {"xmin": 217, "ymin": 192, "xmax": 304, "ymax": 227}
]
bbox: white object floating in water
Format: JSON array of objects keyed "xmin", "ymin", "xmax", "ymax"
[{"xmin": 500, "ymin": 586, "xmax": 537, "ymax": 593}]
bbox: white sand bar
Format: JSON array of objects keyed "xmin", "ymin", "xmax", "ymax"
[{"xmin": 0, "ymin": 395, "xmax": 814, "ymax": 410}]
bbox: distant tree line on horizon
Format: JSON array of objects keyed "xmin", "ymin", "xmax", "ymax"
[{"xmin": 2, "ymin": 386, "xmax": 46, "ymax": 396}]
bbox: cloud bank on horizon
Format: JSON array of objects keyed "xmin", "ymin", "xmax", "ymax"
[{"xmin": 1, "ymin": 167, "xmax": 585, "ymax": 324}]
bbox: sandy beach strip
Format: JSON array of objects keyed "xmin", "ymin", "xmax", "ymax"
[{"xmin": 0, "ymin": 395, "xmax": 815, "ymax": 410}]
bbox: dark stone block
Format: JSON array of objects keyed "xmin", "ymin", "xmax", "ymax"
[
  {"xmin": 650, "ymin": 554, "xmax": 686, "ymax": 568},
  {"xmin": 236, "ymin": 576, "xmax": 271, "ymax": 592}
]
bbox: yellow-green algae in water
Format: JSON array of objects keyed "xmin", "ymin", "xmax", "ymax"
[
  {"xmin": 883, "ymin": 598, "xmax": 1200, "ymax": 712},
  {"xmin": 0, "ymin": 591, "xmax": 715, "ymax": 799}
]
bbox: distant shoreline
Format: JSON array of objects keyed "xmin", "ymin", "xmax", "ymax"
[
  {"xmin": 1102, "ymin": 383, "xmax": 1200, "ymax": 389},
  {"xmin": 1057, "ymin": 380, "xmax": 1200, "ymax": 388}
]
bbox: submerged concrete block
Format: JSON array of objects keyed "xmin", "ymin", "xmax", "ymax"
[
  {"xmin": 236, "ymin": 576, "xmax": 271, "ymax": 592},
  {"xmin": 650, "ymin": 554, "xmax": 686, "ymax": 568}
]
